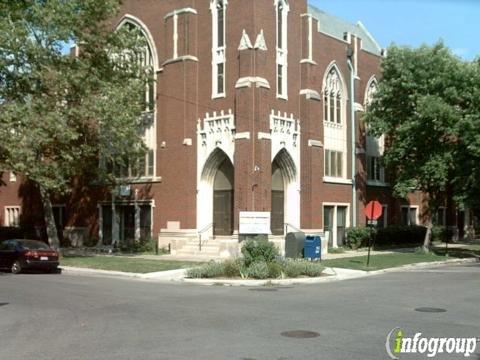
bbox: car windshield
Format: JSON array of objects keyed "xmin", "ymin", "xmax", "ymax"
[{"xmin": 17, "ymin": 240, "xmax": 50, "ymax": 250}]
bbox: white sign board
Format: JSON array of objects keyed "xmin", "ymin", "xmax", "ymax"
[{"xmin": 239, "ymin": 211, "xmax": 271, "ymax": 234}]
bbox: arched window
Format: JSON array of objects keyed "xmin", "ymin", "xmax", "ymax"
[
  {"xmin": 116, "ymin": 17, "xmax": 157, "ymax": 178},
  {"xmin": 364, "ymin": 77, "xmax": 385, "ymax": 183},
  {"xmin": 323, "ymin": 67, "xmax": 344, "ymax": 124},
  {"xmin": 211, "ymin": 0, "xmax": 227, "ymax": 98},
  {"xmin": 364, "ymin": 78, "xmax": 377, "ymax": 111},
  {"xmin": 275, "ymin": 0, "xmax": 289, "ymax": 98}
]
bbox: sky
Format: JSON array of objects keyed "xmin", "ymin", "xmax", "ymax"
[{"xmin": 308, "ymin": 0, "xmax": 479, "ymax": 60}]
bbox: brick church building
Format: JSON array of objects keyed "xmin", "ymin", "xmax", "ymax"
[{"xmin": 1, "ymin": 0, "xmax": 467, "ymax": 256}]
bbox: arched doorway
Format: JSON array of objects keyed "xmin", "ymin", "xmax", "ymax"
[
  {"xmin": 197, "ymin": 148, "xmax": 234, "ymax": 237},
  {"xmin": 271, "ymin": 160, "xmax": 284, "ymax": 235},
  {"xmin": 271, "ymin": 149, "xmax": 300, "ymax": 235}
]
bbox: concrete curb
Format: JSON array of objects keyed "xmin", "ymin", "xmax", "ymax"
[
  {"xmin": 366, "ymin": 257, "xmax": 478, "ymax": 275},
  {"xmin": 60, "ymin": 266, "xmax": 187, "ymax": 281},
  {"xmin": 60, "ymin": 257, "xmax": 478, "ymax": 285}
]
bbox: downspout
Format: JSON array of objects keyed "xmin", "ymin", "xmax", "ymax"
[{"xmin": 347, "ymin": 57, "xmax": 356, "ymax": 227}]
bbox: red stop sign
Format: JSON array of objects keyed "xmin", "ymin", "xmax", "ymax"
[{"xmin": 364, "ymin": 200, "xmax": 383, "ymax": 220}]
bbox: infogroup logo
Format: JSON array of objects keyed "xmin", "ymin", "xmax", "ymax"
[{"xmin": 385, "ymin": 327, "xmax": 478, "ymax": 359}]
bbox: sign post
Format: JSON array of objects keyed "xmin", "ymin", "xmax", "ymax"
[{"xmin": 364, "ymin": 200, "xmax": 383, "ymax": 267}]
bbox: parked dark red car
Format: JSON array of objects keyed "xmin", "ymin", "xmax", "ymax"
[{"xmin": 0, "ymin": 239, "xmax": 59, "ymax": 274}]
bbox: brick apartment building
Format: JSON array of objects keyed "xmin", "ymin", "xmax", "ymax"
[{"xmin": 0, "ymin": 0, "xmax": 468, "ymax": 256}]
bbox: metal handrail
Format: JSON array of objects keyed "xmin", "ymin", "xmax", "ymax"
[
  {"xmin": 284, "ymin": 223, "xmax": 302, "ymax": 235},
  {"xmin": 197, "ymin": 223, "xmax": 214, "ymax": 251}
]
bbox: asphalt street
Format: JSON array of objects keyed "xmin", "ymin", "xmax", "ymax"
[{"xmin": 1, "ymin": 263, "xmax": 479, "ymax": 360}]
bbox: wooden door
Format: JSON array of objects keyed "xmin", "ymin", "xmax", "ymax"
[
  {"xmin": 271, "ymin": 190, "xmax": 285, "ymax": 235},
  {"xmin": 213, "ymin": 190, "xmax": 233, "ymax": 235}
]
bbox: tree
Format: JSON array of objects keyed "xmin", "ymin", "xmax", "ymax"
[
  {"xmin": 365, "ymin": 43, "xmax": 471, "ymax": 251},
  {"xmin": 454, "ymin": 59, "xmax": 480, "ymax": 215},
  {"xmin": 0, "ymin": 1, "xmax": 151, "ymax": 248}
]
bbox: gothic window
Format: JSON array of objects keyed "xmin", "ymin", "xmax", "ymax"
[
  {"xmin": 365, "ymin": 77, "xmax": 385, "ymax": 184},
  {"xmin": 211, "ymin": 0, "xmax": 227, "ymax": 98},
  {"xmin": 115, "ymin": 17, "xmax": 157, "ymax": 178},
  {"xmin": 276, "ymin": 0, "xmax": 289, "ymax": 98},
  {"xmin": 323, "ymin": 67, "xmax": 343, "ymax": 124}
]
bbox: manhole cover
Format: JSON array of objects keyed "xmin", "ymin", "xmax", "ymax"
[
  {"xmin": 249, "ymin": 288, "xmax": 278, "ymax": 292},
  {"xmin": 281, "ymin": 330, "xmax": 320, "ymax": 338},
  {"xmin": 415, "ymin": 307, "xmax": 447, "ymax": 313}
]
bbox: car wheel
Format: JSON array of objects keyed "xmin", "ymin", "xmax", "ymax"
[{"xmin": 11, "ymin": 261, "xmax": 22, "ymax": 274}]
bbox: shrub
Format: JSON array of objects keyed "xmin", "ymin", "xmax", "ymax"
[
  {"xmin": 267, "ymin": 262, "xmax": 283, "ymax": 279},
  {"xmin": 281, "ymin": 259, "xmax": 324, "ymax": 278},
  {"xmin": 223, "ymin": 259, "xmax": 243, "ymax": 278},
  {"xmin": 245, "ymin": 261, "xmax": 269, "ymax": 279},
  {"xmin": 186, "ymin": 261, "xmax": 225, "ymax": 278},
  {"xmin": 119, "ymin": 237, "xmax": 154, "ymax": 253},
  {"xmin": 241, "ymin": 238, "xmax": 279, "ymax": 267},
  {"xmin": 345, "ymin": 227, "xmax": 375, "ymax": 249},
  {"xmin": 282, "ymin": 259, "xmax": 305, "ymax": 278},
  {"xmin": 431, "ymin": 226, "xmax": 454, "ymax": 243},
  {"xmin": 374, "ymin": 225, "xmax": 427, "ymax": 249},
  {"xmin": 302, "ymin": 261, "xmax": 325, "ymax": 277}
]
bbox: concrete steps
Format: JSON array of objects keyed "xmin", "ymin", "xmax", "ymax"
[{"xmin": 175, "ymin": 238, "xmax": 221, "ymax": 257}]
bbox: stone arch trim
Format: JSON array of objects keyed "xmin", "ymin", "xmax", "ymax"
[
  {"xmin": 364, "ymin": 75, "xmax": 378, "ymax": 108},
  {"xmin": 272, "ymin": 148, "xmax": 297, "ymax": 184},
  {"xmin": 116, "ymin": 14, "xmax": 160, "ymax": 71},
  {"xmin": 322, "ymin": 61, "xmax": 348, "ymax": 99},
  {"xmin": 201, "ymin": 148, "xmax": 232, "ymax": 184}
]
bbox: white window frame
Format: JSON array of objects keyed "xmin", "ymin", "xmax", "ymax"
[
  {"xmin": 324, "ymin": 149, "xmax": 345, "ymax": 179},
  {"xmin": 211, "ymin": 0, "xmax": 227, "ymax": 99},
  {"xmin": 275, "ymin": 0, "xmax": 289, "ymax": 99},
  {"xmin": 401, "ymin": 205, "xmax": 419, "ymax": 226},
  {"xmin": 323, "ymin": 203, "xmax": 350, "ymax": 248},
  {"xmin": 366, "ymin": 155, "xmax": 385, "ymax": 183},
  {"xmin": 4, "ymin": 206, "xmax": 20, "ymax": 227}
]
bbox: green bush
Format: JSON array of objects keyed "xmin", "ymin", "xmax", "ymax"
[
  {"xmin": 119, "ymin": 237, "xmax": 154, "ymax": 253},
  {"xmin": 223, "ymin": 259, "xmax": 243, "ymax": 278},
  {"xmin": 267, "ymin": 262, "xmax": 283, "ymax": 279},
  {"xmin": 431, "ymin": 226, "xmax": 454, "ymax": 243},
  {"xmin": 345, "ymin": 227, "xmax": 375, "ymax": 249},
  {"xmin": 281, "ymin": 259, "xmax": 324, "ymax": 278},
  {"xmin": 186, "ymin": 261, "xmax": 225, "ymax": 278},
  {"xmin": 302, "ymin": 261, "xmax": 325, "ymax": 277},
  {"xmin": 245, "ymin": 261, "xmax": 269, "ymax": 279},
  {"xmin": 282, "ymin": 259, "xmax": 304, "ymax": 278},
  {"xmin": 374, "ymin": 225, "xmax": 427, "ymax": 249},
  {"xmin": 241, "ymin": 238, "xmax": 279, "ymax": 267}
]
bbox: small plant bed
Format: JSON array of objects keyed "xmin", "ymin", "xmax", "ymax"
[
  {"xmin": 61, "ymin": 256, "xmax": 204, "ymax": 273},
  {"xmin": 187, "ymin": 238, "xmax": 325, "ymax": 279}
]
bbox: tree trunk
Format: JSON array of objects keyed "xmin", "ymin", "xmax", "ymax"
[
  {"xmin": 423, "ymin": 219, "xmax": 432, "ymax": 253},
  {"xmin": 39, "ymin": 185, "xmax": 60, "ymax": 249}
]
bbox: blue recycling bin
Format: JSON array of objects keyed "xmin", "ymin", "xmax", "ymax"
[{"xmin": 304, "ymin": 235, "xmax": 321, "ymax": 260}]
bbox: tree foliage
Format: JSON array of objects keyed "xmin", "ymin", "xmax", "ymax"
[
  {"xmin": 365, "ymin": 42, "xmax": 478, "ymax": 248},
  {"xmin": 0, "ymin": 0, "xmax": 152, "ymax": 247}
]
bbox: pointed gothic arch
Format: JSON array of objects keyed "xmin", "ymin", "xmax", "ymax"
[
  {"xmin": 322, "ymin": 62, "xmax": 348, "ymax": 124},
  {"xmin": 271, "ymin": 148, "xmax": 300, "ymax": 234},
  {"xmin": 197, "ymin": 148, "xmax": 234, "ymax": 236},
  {"xmin": 364, "ymin": 75, "xmax": 378, "ymax": 109},
  {"xmin": 116, "ymin": 14, "xmax": 159, "ymax": 71}
]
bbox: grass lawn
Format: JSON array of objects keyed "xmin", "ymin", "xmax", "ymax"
[
  {"xmin": 60, "ymin": 256, "xmax": 205, "ymax": 274},
  {"xmin": 321, "ymin": 252, "xmax": 453, "ymax": 271}
]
